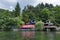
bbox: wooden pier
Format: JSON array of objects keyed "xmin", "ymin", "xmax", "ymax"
[{"xmin": 43, "ymin": 20, "xmax": 57, "ymax": 31}]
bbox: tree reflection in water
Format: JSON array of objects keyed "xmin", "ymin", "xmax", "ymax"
[{"xmin": 22, "ymin": 31, "xmax": 35, "ymax": 40}]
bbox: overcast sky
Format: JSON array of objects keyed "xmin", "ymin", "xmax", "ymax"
[{"xmin": 0, "ymin": 0, "xmax": 60, "ymax": 11}]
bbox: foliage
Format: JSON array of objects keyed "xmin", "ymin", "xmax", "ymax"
[
  {"xmin": 35, "ymin": 21, "xmax": 44, "ymax": 30},
  {"xmin": 22, "ymin": 3, "xmax": 60, "ymax": 26},
  {"xmin": 51, "ymin": 6, "xmax": 60, "ymax": 26},
  {"xmin": 0, "ymin": 16, "xmax": 24, "ymax": 31},
  {"xmin": 0, "ymin": 2, "xmax": 60, "ymax": 31},
  {"xmin": 10, "ymin": 17, "xmax": 25, "ymax": 27},
  {"xmin": 40, "ymin": 8, "xmax": 51, "ymax": 22},
  {"xmin": 0, "ymin": 2, "xmax": 24, "ymax": 31},
  {"xmin": 22, "ymin": 3, "xmax": 54, "ymax": 23},
  {"xmin": 14, "ymin": 2, "xmax": 21, "ymax": 17}
]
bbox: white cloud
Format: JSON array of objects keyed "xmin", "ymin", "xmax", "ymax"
[
  {"xmin": 6, "ymin": 0, "xmax": 17, "ymax": 3},
  {"xmin": 0, "ymin": 0, "xmax": 60, "ymax": 10},
  {"xmin": 0, "ymin": 2, "xmax": 14, "ymax": 11},
  {"xmin": 9, "ymin": 6, "xmax": 14, "ymax": 11},
  {"xmin": 33, "ymin": 0, "xmax": 60, "ymax": 6},
  {"xmin": 0, "ymin": 0, "xmax": 17, "ymax": 11},
  {"xmin": 0, "ymin": 3, "xmax": 6, "ymax": 9}
]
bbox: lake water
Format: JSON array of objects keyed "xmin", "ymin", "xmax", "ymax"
[{"xmin": 0, "ymin": 31, "xmax": 60, "ymax": 40}]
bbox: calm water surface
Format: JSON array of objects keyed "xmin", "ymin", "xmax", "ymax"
[{"xmin": 0, "ymin": 31, "xmax": 60, "ymax": 40}]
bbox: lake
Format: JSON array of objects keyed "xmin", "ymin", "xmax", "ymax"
[{"xmin": 0, "ymin": 31, "xmax": 60, "ymax": 40}]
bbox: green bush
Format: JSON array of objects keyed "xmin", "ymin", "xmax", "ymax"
[
  {"xmin": 0, "ymin": 16, "xmax": 25, "ymax": 31},
  {"xmin": 35, "ymin": 21, "xmax": 44, "ymax": 30},
  {"xmin": 9, "ymin": 17, "xmax": 25, "ymax": 28}
]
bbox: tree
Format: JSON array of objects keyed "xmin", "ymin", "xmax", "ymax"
[
  {"xmin": 35, "ymin": 21, "xmax": 44, "ymax": 30},
  {"xmin": 22, "ymin": 5, "xmax": 37, "ymax": 23},
  {"xmin": 22, "ymin": 3, "xmax": 60, "ymax": 27},
  {"xmin": 15, "ymin": 2, "xmax": 21, "ymax": 17},
  {"xmin": 51, "ymin": 6, "xmax": 60, "ymax": 26},
  {"xmin": 36, "ymin": 3, "xmax": 45, "ymax": 9},
  {"xmin": 45, "ymin": 3, "xmax": 50, "ymax": 9},
  {"xmin": 40, "ymin": 8, "xmax": 51, "ymax": 22},
  {"xmin": 0, "ymin": 9, "xmax": 12, "ymax": 31},
  {"xmin": 40, "ymin": 3, "xmax": 45, "ymax": 9},
  {"xmin": 0, "ymin": 8, "xmax": 24, "ymax": 31},
  {"xmin": 50, "ymin": 4, "xmax": 54, "ymax": 8}
]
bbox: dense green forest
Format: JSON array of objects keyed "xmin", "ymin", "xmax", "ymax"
[
  {"xmin": 0, "ymin": 2, "xmax": 60, "ymax": 31},
  {"xmin": 22, "ymin": 3, "xmax": 60, "ymax": 26},
  {"xmin": 0, "ymin": 2, "xmax": 24, "ymax": 31}
]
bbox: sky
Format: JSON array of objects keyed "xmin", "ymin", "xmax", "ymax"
[{"xmin": 0, "ymin": 0, "xmax": 60, "ymax": 11}]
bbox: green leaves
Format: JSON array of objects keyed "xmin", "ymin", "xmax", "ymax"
[
  {"xmin": 14, "ymin": 2, "xmax": 21, "ymax": 17},
  {"xmin": 51, "ymin": 6, "xmax": 60, "ymax": 26},
  {"xmin": 41, "ymin": 8, "xmax": 51, "ymax": 20},
  {"xmin": 35, "ymin": 21, "xmax": 44, "ymax": 30},
  {"xmin": 0, "ymin": 2, "xmax": 23, "ymax": 30}
]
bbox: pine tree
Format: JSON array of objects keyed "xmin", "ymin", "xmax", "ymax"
[
  {"xmin": 15, "ymin": 2, "xmax": 20, "ymax": 17},
  {"xmin": 45, "ymin": 3, "xmax": 50, "ymax": 8}
]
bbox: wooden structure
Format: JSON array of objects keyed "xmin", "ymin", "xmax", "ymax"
[{"xmin": 43, "ymin": 20, "xmax": 57, "ymax": 31}]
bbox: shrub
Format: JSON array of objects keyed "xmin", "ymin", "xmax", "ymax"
[
  {"xmin": 0, "ymin": 17, "xmax": 25, "ymax": 31},
  {"xmin": 35, "ymin": 21, "xmax": 44, "ymax": 30}
]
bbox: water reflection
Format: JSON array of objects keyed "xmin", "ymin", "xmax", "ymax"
[
  {"xmin": 47, "ymin": 32, "xmax": 56, "ymax": 40},
  {"xmin": 21, "ymin": 31, "xmax": 57, "ymax": 40},
  {"xmin": 55, "ymin": 32, "xmax": 60, "ymax": 40},
  {"xmin": 0, "ymin": 31, "xmax": 60, "ymax": 40},
  {"xmin": 22, "ymin": 31, "xmax": 35, "ymax": 40}
]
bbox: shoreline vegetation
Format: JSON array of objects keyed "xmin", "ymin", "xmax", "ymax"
[{"xmin": 0, "ymin": 2, "xmax": 60, "ymax": 31}]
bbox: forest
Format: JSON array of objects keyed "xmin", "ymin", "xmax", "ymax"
[{"xmin": 0, "ymin": 2, "xmax": 60, "ymax": 31}]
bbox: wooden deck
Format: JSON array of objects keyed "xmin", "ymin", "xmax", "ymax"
[
  {"xmin": 43, "ymin": 26, "xmax": 57, "ymax": 29},
  {"xmin": 43, "ymin": 25, "xmax": 57, "ymax": 31}
]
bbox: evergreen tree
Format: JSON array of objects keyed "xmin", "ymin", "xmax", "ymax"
[
  {"xmin": 50, "ymin": 4, "xmax": 54, "ymax": 8},
  {"xmin": 45, "ymin": 3, "xmax": 50, "ymax": 8},
  {"xmin": 40, "ymin": 3, "xmax": 45, "ymax": 9},
  {"xmin": 15, "ymin": 2, "xmax": 20, "ymax": 17}
]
